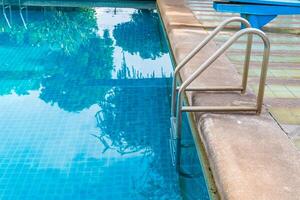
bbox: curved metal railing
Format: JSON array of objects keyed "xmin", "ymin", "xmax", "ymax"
[
  {"xmin": 19, "ymin": 0, "xmax": 27, "ymax": 29},
  {"xmin": 171, "ymin": 17, "xmax": 252, "ymax": 117},
  {"xmin": 172, "ymin": 27, "xmax": 270, "ymax": 172},
  {"xmin": 2, "ymin": 0, "xmax": 12, "ymax": 28}
]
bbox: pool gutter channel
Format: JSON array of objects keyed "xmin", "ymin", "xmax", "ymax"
[{"xmin": 157, "ymin": 0, "xmax": 300, "ymax": 199}]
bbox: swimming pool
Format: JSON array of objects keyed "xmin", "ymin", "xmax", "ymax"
[{"xmin": 0, "ymin": 3, "xmax": 210, "ymax": 199}]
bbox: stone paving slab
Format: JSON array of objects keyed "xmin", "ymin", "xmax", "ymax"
[
  {"xmin": 197, "ymin": 113, "xmax": 300, "ymax": 200},
  {"xmin": 157, "ymin": 0, "xmax": 300, "ymax": 199}
]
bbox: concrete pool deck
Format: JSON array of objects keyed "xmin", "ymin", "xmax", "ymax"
[{"xmin": 157, "ymin": 0, "xmax": 300, "ymax": 199}]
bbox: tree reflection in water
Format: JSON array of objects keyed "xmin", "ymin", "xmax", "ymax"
[
  {"xmin": 0, "ymin": 7, "xmax": 115, "ymax": 111},
  {"xmin": 113, "ymin": 9, "xmax": 168, "ymax": 60},
  {"xmin": 40, "ymin": 29, "xmax": 114, "ymax": 112},
  {"xmin": 94, "ymin": 82, "xmax": 180, "ymax": 199},
  {"xmin": 0, "ymin": 6, "xmax": 180, "ymax": 198},
  {"xmin": 93, "ymin": 9, "xmax": 179, "ymax": 198},
  {"xmin": 4, "ymin": 7, "xmax": 98, "ymax": 54}
]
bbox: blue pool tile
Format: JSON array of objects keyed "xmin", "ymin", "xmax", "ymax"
[{"xmin": 0, "ymin": 5, "xmax": 209, "ymax": 200}]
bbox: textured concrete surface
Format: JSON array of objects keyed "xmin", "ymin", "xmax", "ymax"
[
  {"xmin": 157, "ymin": 0, "xmax": 300, "ymax": 199},
  {"xmin": 186, "ymin": 0, "xmax": 300, "ymax": 149}
]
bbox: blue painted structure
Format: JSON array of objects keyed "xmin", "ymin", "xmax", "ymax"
[{"xmin": 213, "ymin": 0, "xmax": 300, "ymax": 28}]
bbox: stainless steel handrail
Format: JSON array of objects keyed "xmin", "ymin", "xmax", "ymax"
[
  {"xmin": 174, "ymin": 28, "xmax": 270, "ymax": 171},
  {"xmin": 2, "ymin": 0, "xmax": 12, "ymax": 28},
  {"xmin": 19, "ymin": 0, "xmax": 27, "ymax": 29},
  {"xmin": 171, "ymin": 17, "xmax": 252, "ymax": 117}
]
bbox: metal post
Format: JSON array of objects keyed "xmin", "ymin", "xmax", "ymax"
[
  {"xmin": 19, "ymin": 0, "xmax": 27, "ymax": 29},
  {"xmin": 256, "ymin": 37, "xmax": 270, "ymax": 113},
  {"xmin": 2, "ymin": 0, "xmax": 11, "ymax": 28},
  {"xmin": 241, "ymin": 33, "xmax": 253, "ymax": 93}
]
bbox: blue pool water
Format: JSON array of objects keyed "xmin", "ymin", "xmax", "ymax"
[{"xmin": 0, "ymin": 4, "xmax": 210, "ymax": 200}]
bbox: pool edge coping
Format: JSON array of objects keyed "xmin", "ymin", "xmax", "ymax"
[{"xmin": 156, "ymin": 0, "xmax": 300, "ymax": 199}]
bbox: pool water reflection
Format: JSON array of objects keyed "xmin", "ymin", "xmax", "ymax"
[{"xmin": 0, "ymin": 5, "xmax": 209, "ymax": 200}]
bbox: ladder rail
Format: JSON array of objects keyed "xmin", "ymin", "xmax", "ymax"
[
  {"xmin": 174, "ymin": 28, "xmax": 270, "ymax": 171},
  {"xmin": 171, "ymin": 17, "xmax": 252, "ymax": 117},
  {"xmin": 2, "ymin": 0, "xmax": 11, "ymax": 28},
  {"xmin": 19, "ymin": 0, "xmax": 27, "ymax": 29}
]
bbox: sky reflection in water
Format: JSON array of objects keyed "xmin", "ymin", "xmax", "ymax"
[{"xmin": 0, "ymin": 6, "xmax": 209, "ymax": 200}]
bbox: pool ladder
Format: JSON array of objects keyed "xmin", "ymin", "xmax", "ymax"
[
  {"xmin": 2, "ymin": 0, "xmax": 12, "ymax": 28},
  {"xmin": 18, "ymin": 0, "xmax": 28, "ymax": 29},
  {"xmin": 1, "ymin": 0, "xmax": 28, "ymax": 29},
  {"xmin": 169, "ymin": 17, "xmax": 271, "ymax": 174}
]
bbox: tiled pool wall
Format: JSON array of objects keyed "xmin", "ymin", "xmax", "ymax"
[{"xmin": 0, "ymin": 4, "xmax": 210, "ymax": 200}]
